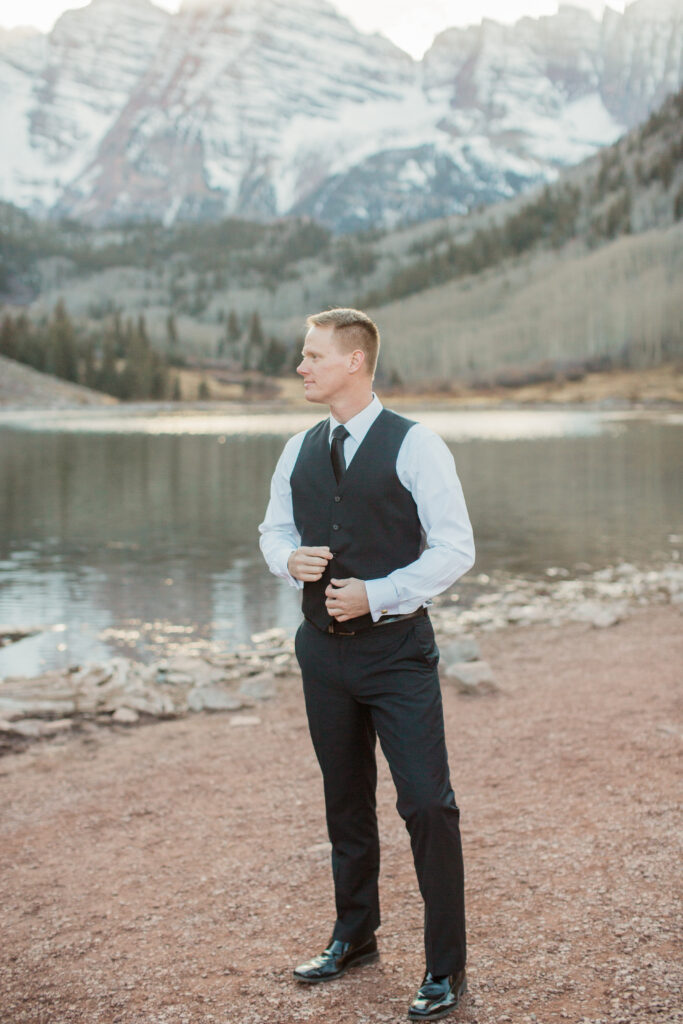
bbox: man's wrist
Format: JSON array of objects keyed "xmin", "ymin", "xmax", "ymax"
[{"xmin": 284, "ymin": 548, "xmax": 303, "ymax": 588}]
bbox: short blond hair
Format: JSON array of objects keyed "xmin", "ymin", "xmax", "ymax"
[{"xmin": 306, "ymin": 308, "xmax": 380, "ymax": 377}]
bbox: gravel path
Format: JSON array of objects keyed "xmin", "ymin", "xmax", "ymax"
[{"xmin": 1, "ymin": 605, "xmax": 681, "ymax": 1024}]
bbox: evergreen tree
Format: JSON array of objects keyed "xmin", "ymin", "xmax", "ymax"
[
  {"xmin": 243, "ymin": 311, "xmax": 264, "ymax": 370},
  {"xmin": 14, "ymin": 314, "xmax": 39, "ymax": 370},
  {"xmin": 261, "ymin": 337, "xmax": 288, "ymax": 376},
  {"xmin": 97, "ymin": 337, "xmax": 120, "ymax": 397},
  {"xmin": 226, "ymin": 310, "xmax": 239, "ymax": 340},
  {"xmin": 166, "ymin": 312, "xmax": 179, "ymax": 353},
  {"xmin": 219, "ymin": 309, "xmax": 241, "ymax": 362},
  {"xmin": 0, "ymin": 314, "xmax": 16, "ymax": 360},
  {"xmin": 51, "ymin": 299, "xmax": 79, "ymax": 382},
  {"xmin": 150, "ymin": 354, "xmax": 169, "ymax": 400},
  {"xmin": 112, "ymin": 311, "xmax": 125, "ymax": 356},
  {"xmin": 137, "ymin": 313, "xmax": 149, "ymax": 344},
  {"xmin": 120, "ymin": 319, "xmax": 153, "ymax": 399},
  {"xmin": 83, "ymin": 341, "xmax": 97, "ymax": 389}
]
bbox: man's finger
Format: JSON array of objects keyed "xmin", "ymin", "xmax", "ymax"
[
  {"xmin": 329, "ymin": 577, "xmax": 350, "ymax": 587},
  {"xmin": 308, "ymin": 546, "xmax": 333, "ymax": 558}
]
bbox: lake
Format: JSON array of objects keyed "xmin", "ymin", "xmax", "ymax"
[{"xmin": 0, "ymin": 405, "xmax": 681, "ymax": 677}]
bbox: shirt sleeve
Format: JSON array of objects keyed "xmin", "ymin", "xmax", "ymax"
[
  {"xmin": 364, "ymin": 424, "xmax": 475, "ymax": 620},
  {"xmin": 258, "ymin": 434, "xmax": 305, "ymax": 590}
]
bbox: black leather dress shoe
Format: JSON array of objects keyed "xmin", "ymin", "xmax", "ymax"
[
  {"xmin": 292, "ymin": 935, "xmax": 378, "ymax": 983},
  {"xmin": 408, "ymin": 969, "xmax": 467, "ymax": 1019}
]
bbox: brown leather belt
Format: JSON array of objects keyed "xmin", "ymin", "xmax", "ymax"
[{"xmin": 305, "ymin": 607, "xmax": 428, "ymax": 637}]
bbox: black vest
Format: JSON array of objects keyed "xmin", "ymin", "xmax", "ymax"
[{"xmin": 291, "ymin": 408, "xmax": 422, "ymax": 630}]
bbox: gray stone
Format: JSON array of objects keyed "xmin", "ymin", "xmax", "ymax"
[
  {"xmin": 506, "ymin": 603, "xmax": 546, "ymax": 624},
  {"xmin": 186, "ymin": 685, "xmax": 244, "ymax": 713},
  {"xmin": 0, "ymin": 717, "xmax": 50, "ymax": 737},
  {"xmin": 238, "ymin": 672, "xmax": 277, "ymax": 701},
  {"xmin": 570, "ymin": 601, "xmax": 625, "ymax": 628},
  {"xmin": 439, "ymin": 635, "xmax": 482, "ymax": 663},
  {"xmin": 442, "ymin": 661, "xmax": 497, "ymax": 696},
  {"xmin": 157, "ymin": 671, "xmax": 198, "ymax": 687},
  {"xmin": 156, "ymin": 655, "xmax": 228, "ymax": 689},
  {"xmin": 0, "ymin": 625, "xmax": 43, "ymax": 646},
  {"xmin": 250, "ymin": 627, "xmax": 287, "ymax": 645},
  {"xmin": 590, "ymin": 606, "xmax": 623, "ymax": 628},
  {"xmin": 40, "ymin": 718, "xmax": 74, "ymax": 733},
  {"xmin": 0, "ymin": 670, "xmax": 80, "ymax": 717},
  {"xmin": 112, "ymin": 707, "xmax": 140, "ymax": 724}
]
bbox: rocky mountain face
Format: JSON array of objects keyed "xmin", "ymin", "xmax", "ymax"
[{"xmin": 0, "ymin": 0, "xmax": 681, "ymax": 231}]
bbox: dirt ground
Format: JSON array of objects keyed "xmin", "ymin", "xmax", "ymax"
[{"xmin": 1, "ymin": 605, "xmax": 681, "ymax": 1024}]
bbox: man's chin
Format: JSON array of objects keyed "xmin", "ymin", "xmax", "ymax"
[{"xmin": 303, "ymin": 388, "xmax": 324, "ymax": 404}]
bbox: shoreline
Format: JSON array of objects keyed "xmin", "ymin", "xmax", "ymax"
[
  {"xmin": 0, "ymin": 362, "xmax": 681, "ymax": 415},
  {"xmin": 0, "ymin": 395, "xmax": 681, "ymax": 419},
  {"xmin": 2, "ymin": 559, "xmax": 681, "ymax": 756}
]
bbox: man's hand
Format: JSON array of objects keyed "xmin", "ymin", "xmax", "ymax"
[
  {"xmin": 325, "ymin": 578, "xmax": 370, "ymax": 622},
  {"xmin": 288, "ymin": 546, "xmax": 333, "ymax": 582}
]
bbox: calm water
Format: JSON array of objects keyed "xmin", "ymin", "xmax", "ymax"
[{"xmin": 0, "ymin": 406, "xmax": 681, "ymax": 677}]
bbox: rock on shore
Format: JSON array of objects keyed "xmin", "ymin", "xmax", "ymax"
[
  {"xmin": 0, "ymin": 630, "xmax": 293, "ymax": 741},
  {"xmin": 0, "ymin": 562, "xmax": 681, "ymax": 741}
]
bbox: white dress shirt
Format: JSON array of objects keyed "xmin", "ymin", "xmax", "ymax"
[{"xmin": 258, "ymin": 395, "xmax": 475, "ymax": 621}]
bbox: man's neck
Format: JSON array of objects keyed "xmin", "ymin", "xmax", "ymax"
[{"xmin": 329, "ymin": 391, "xmax": 374, "ymax": 425}]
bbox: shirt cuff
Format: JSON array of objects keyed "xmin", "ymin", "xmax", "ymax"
[{"xmin": 364, "ymin": 578, "xmax": 400, "ymax": 621}]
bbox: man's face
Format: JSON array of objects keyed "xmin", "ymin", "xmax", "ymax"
[{"xmin": 297, "ymin": 325, "xmax": 356, "ymax": 404}]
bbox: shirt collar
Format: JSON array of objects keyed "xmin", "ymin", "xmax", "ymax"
[{"xmin": 329, "ymin": 393, "xmax": 383, "ymax": 445}]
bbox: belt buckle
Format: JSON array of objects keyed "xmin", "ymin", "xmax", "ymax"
[{"xmin": 328, "ymin": 622, "xmax": 356, "ymax": 636}]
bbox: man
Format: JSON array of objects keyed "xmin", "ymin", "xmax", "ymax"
[{"xmin": 258, "ymin": 308, "xmax": 475, "ymax": 1020}]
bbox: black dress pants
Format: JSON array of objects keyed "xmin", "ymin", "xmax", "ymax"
[{"xmin": 295, "ymin": 613, "xmax": 466, "ymax": 976}]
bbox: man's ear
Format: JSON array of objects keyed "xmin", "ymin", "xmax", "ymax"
[{"xmin": 348, "ymin": 349, "xmax": 366, "ymax": 375}]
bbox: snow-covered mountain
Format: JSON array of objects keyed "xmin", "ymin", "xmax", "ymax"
[{"xmin": 0, "ymin": 0, "xmax": 681, "ymax": 230}]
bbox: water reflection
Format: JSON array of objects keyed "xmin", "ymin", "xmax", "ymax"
[{"xmin": 0, "ymin": 410, "xmax": 680, "ymax": 677}]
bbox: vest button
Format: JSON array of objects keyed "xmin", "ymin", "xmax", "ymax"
[
  {"xmin": 334, "ymin": 495, "xmax": 341, "ymax": 502},
  {"xmin": 332, "ymin": 523, "xmax": 340, "ymax": 531}
]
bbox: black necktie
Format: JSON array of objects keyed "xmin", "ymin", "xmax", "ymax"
[{"xmin": 330, "ymin": 425, "xmax": 350, "ymax": 484}]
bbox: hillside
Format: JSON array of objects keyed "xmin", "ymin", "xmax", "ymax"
[
  {"xmin": 0, "ymin": 87, "xmax": 681, "ymax": 389},
  {"xmin": 0, "ymin": 354, "xmax": 116, "ymax": 408},
  {"xmin": 371, "ymin": 224, "xmax": 682, "ymax": 386},
  {"xmin": 362, "ymin": 89, "xmax": 683, "ymax": 384}
]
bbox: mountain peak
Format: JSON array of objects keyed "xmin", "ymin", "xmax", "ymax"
[
  {"xmin": 625, "ymin": 0, "xmax": 683, "ymax": 18},
  {"xmin": 0, "ymin": 0, "xmax": 680, "ymax": 231}
]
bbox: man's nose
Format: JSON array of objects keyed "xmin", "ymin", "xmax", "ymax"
[{"xmin": 296, "ymin": 361, "xmax": 306, "ymax": 376}]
